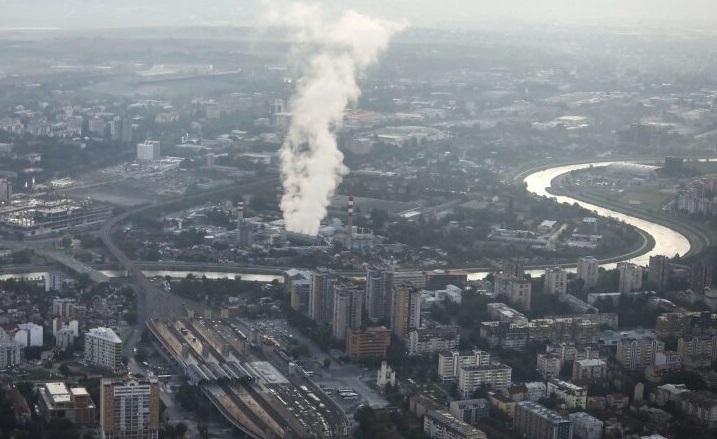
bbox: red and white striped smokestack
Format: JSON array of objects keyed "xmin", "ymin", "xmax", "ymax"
[{"xmin": 347, "ymin": 195, "xmax": 354, "ymax": 238}]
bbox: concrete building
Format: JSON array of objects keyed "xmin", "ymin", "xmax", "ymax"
[
  {"xmin": 572, "ymin": 359, "xmax": 608, "ymax": 381},
  {"xmin": 494, "ymin": 274, "xmax": 531, "ymax": 311},
  {"xmin": 577, "ymin": 256, "xmax": 599, "ymax": 289},
  {"xmin": 487, "ymin": 302, "xmax": 528, "ymax": 324},
  {"xmin": 648, "ymin": 255, "xmax": 670, "ymax": 292},
  {"xmin": 537, "ymin": 353, "xmax": 562, "ymax": 379},
  {"xmin": 331, "ymin": 284, "xmax": 363, "ymax": 342},
  {"xmin": 544, "ymin": 267, "xmax": 568, "ymax": 295},
  {"xmin": 408, "ymin": 325, "xmax": 460, "ymax": 356},
  {"xmin": 14, "ymin": 323, "xmax": 43, "ymax": 347},
  {"xmin": 569, "ymin": 412, "xmax": 603, "ymax": 439},
  {"xmin": 449, "ymin": 399, "xmax": 490, "ymax": 424},
  {"xmin": 38, "ymin": 382, "xmax": 96, "ymax": 427},
  {"xmin": 100, "ymin": 377, "xmax": 160, "ymax": 439},
  {"xmin": 84, "ymin": 327, "xmax": 123, "ymax": 371},
  {"xmin": 52, "ymin": 298, "xmax": 76, "ymax": 319},
  {"xmin": 618, "ymin": 262, "xmax": 643, "ymax": 293},
  {"xmin": 0, "ymin": 334, "xmax": 22, "ymax": 368},
  {"xmin": 616, "ymin": 337, "xmax": 665, "ymax": 371},
  {"xmin": 285, "ymin": 269, "xmax": 312, "ymax": 315},
  {"xmin": 438, "ymin": 350, "xmax": 492, "ymax": 382},
  {"xmin": 514, "ymin": 401, "xmax": 573, "ymax": 439},
  {"xmin": 390, "ymin": 283, "xmax": 422, "ymax": 340},
  {"xmin": 309, "ymin": 270, "xmax": 337, "ymax": 325},
  {"xmin": 458, "ymin": 364, "xmax": 512, "ymax": 398},
  {"xmin": 677, "ymin": 335, "xmax": 717, "ymax": 360},
  {"xmin": 0, "ymin": 178, "xmax": 11, "ymax": 203},
  {"xmin": 424, "ymin": 410, "xmax": 487, "ymax": 439},
  {"xmin": 136, "ymin": 140, "xmax": 161, "ymax": 162},
  {"xmin": 366, "ymin": 269, "xmax": 393, "ymax": 322},
  {"xmin": 547, "ymin": 379, "xmax": 588, "ymax": 410},
  {"xmin": 346, "ymin": 326, "xmax": 390, "ymax": 360}
]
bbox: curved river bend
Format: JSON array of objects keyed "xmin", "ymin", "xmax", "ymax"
[
  {"xmin": 0, "ymin": 161, "xmax": 695, "ymax": 283},
  {"xmin": 523, "ymin": 161, "xmax": 691, "ymax": 269}
]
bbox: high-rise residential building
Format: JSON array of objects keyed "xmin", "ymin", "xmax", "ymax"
[
  {"xmin": 366, "ymin": 269, "xmax": 393, "ymax": 322},
  {"xmin": 14, "ymin": 323, "xmax": 43, "ymax": 347},
  {"xmin": 53, "ymin": 298, "xmax": 76, "ymax": 319},
  {"xmin": 332, "ymin": 284, "xmax": 364, "ymax": 342},
  {"xmin": 85, "ymin": 327, "xmax": 123, "ymax": 371},
  {"xmin": 100, "ymin": 377, "xmax": 160, "ymax": 439},
  {"xmin": 424, "ymin": 410, "xmax": 487, "ymax": 439},
  {"xmin": 390, "ymin": 283, "xmax": 422, "ymax": 340},
  {"xmin": 494, "ymin": 274, "xmax": 531, "ymax": 311},
  {"xmin": 136, "ymin": 140, "xmax": 161, "ymax": 162},
  {"xmin": 0, "ymin": 330, "xmax": 22, "ymax": 368},
  {"xmin": 618, "ymin": 262, "xmax": 643, "ymax": 293},
  {"xmin": 616, "ymin": 337, "xmax": 665, "ymax": 371},
  {"xmin": 691, "ymin": 262, "xmax": 714, "ymax": 294},
  {"xmin": 346, "ymin": 326, "xmax": 391, "ymax": 360},
  {"xmin": 285, "ymin": 269, "xmax": 312, "ymax": 314},
  {"xmin": 0, "ymin": 178, "xmax": 11, "ymax": 202},
  {"xmin": 393, "ymin": 271, "xmax": 427, "ymax": 289},
  {"xmin": 514, "ymin": 401, "xmax": 573, "ymax": 439},
  {"xmin": 38, "ymin": 383, "xmax": 96, "ymax": 427},
  {"xmin": 648, "ymin": 255, "xmax": 670, "ymax": 292},
  {"xmin": 437, "ymin": 350, "xmax": 492, "ymax": 382},
  {"xmin": 544, "ymin": 267, "xmax": 568, "ymax": 295},
  {"xmin": 309, "ymin": 270, "xmax": 337, "ymax": 325},
  {"xmin": 577, "ymin": 256, "xmax": 599, "ymax": 289}
]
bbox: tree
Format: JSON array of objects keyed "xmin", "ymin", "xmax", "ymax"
[{"xmin": 323, "ymin": 358, "xmax": 332, "ymax": 369}]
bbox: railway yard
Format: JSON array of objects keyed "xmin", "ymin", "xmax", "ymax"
[{"xmin": 147, "ymin": 315, "xmax": 350, "ymax": 438}]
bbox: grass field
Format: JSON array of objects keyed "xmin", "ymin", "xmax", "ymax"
[{"xmin": 615, "ymin": 188, "xmax": 674, "ymax": 211}]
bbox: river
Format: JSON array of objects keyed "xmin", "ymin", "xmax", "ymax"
[
  {"xmin": 0, "ymin": 161, "xmax": 697, "ymax": 284},
  {"xmin": 523, "ymin": 161, "xmax": 690, "ymax": 269}
]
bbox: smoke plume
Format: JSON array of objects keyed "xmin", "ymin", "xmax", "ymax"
[{"xmin": 266, "ymin": 1, "xmax": 405, "ymax": 235}]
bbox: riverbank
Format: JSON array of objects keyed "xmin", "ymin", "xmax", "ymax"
[{"xmin": 549, "ymin": 176, "xmax": 712, "ymax": 258}]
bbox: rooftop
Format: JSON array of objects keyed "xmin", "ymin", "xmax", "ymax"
[
  {"xmin": 517, "ymin": 401, "xmax": 571, "ymax": 424},
  {"xmin": 87, "ymin": 327, "xmax": 122, "ymax": 343}
]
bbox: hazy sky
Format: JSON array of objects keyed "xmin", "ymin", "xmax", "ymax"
[{"xmin": 0, "ymin": 0, "xmax": 715, "ymax": 30}]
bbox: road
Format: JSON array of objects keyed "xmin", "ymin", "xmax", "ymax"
[{"xmin": 99, "ymin": 176, "xmax": 279, "ymax": 353}]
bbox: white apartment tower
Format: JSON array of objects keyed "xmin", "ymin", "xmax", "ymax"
[
  {"xmin": 85, "ymin": 327, "xmax": 123, "ymax": 371},
  {"xmin": 136, "ymin": 140, "xmax": 161, "ymax": 162}
]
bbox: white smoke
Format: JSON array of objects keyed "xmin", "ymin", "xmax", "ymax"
[{"xmin": 265, "ymin": 1, "xmax": 405, "ymax": 235}]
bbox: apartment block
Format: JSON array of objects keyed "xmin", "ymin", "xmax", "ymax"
[
  {"xmin": 438, "ymin": 350, "xmax": 491, "ymax": 382},
  {"xmin": 514, "ymin": 401, "xmax": 573, "ymax": 439},
  {"xmin": 544, "ymin": 267, "xmax": 568, "ymax": 295},
  {"xmin": 346, "ymin": 326, "xmax": 391, "ymax": 360},
  {"xmin": 569, "ymin": 412, "xmax": 603, "ymax": 439},
  {"xmin": 458, "ymin": 364, "xmax": 512, "ymax": 398},
  {"xmin": 84, "ymin": 327, "xmax": 123, "ymax": 371},
  {"xmin": 424, "ymin": 410, "xmax": 487, "ymax": 439},
  {"xmin": 408, "ymin": 325, "xmax": 460, "ymax": 356},
  {"xmin": 547, "ymin": 379, "xmax": 588, "ymax": 410},
  {"xmin": 449, "ymin": 399, "xmax": 490, "ymax": 424},
  {"xmin": 100, "ymin": 377, "xmax": 160, "ymax": 439}
]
